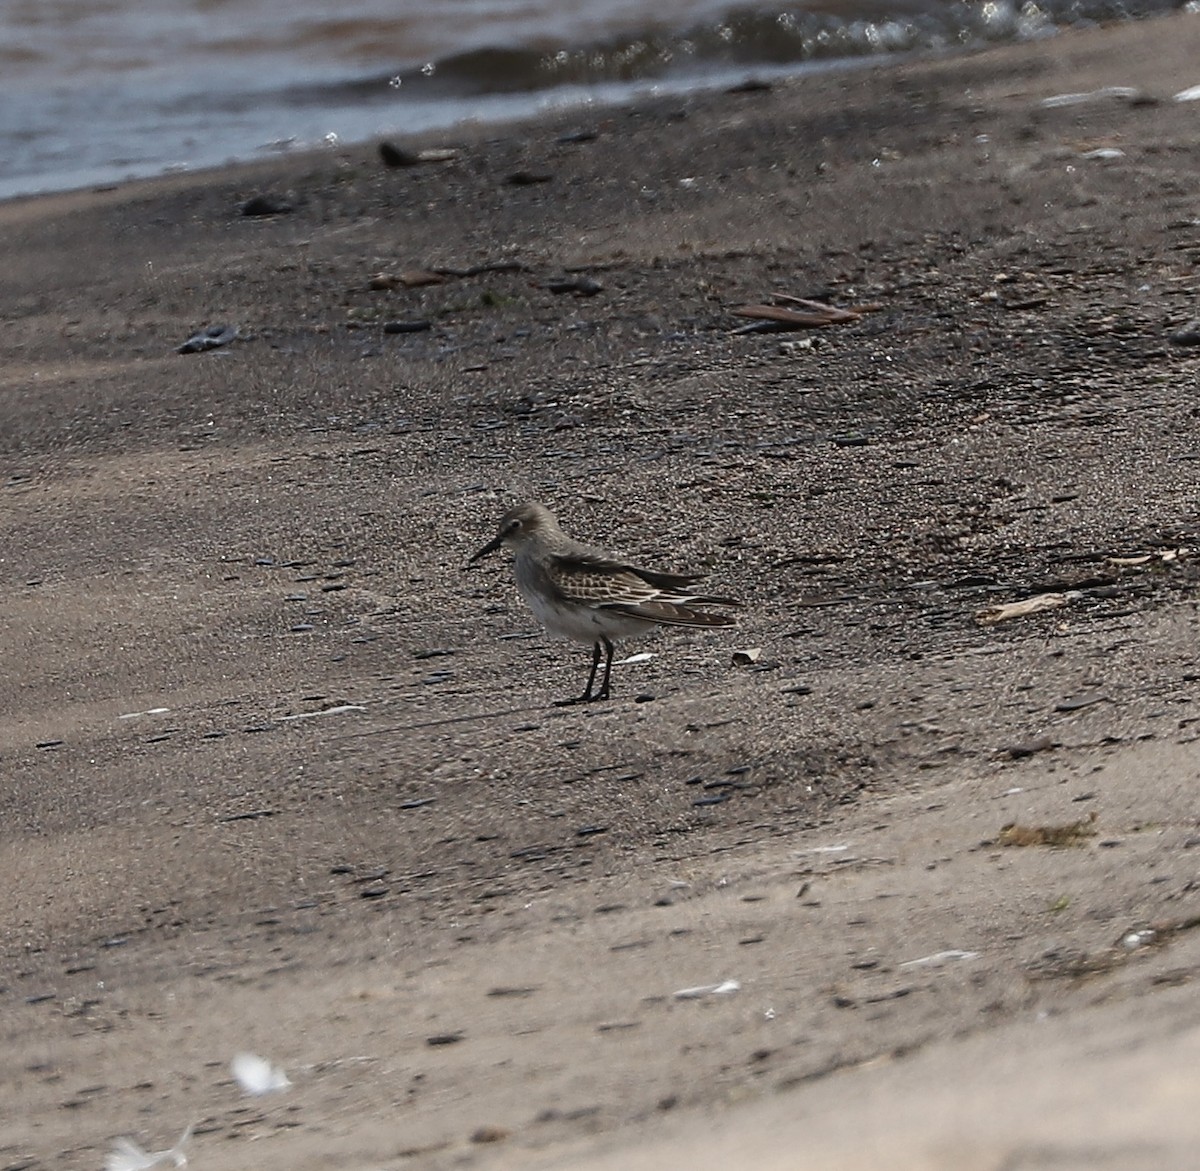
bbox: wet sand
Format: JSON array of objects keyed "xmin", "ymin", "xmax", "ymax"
[{"xmin": 2, "ymin": 13, "xmax": 1200, "ymax": 1170}]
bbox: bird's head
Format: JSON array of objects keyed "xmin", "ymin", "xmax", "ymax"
[{"xmin": 469, "ymin": 501, "xmax": 557, "ymax": 563}]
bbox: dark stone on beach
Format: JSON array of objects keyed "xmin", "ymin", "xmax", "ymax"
[
  {"xmin": 383, "ymin": 320, "xmax": 432, "ymax": 334},
  {"xmin": 379, "ymin": 141, "xmax": 422, "ymax": 167},
  {"xmin": 1055, "ymin": 693, "xmax": 1107, "ymax": 712},
  {"xmin": 471, "ymin": 1126, "xmax": 510, "ymax": 1144},
  {"xmin": 1168, "ymin": 319, "xmax": 1200, "ymax": 345},
  {"xmin": 219, "ymin": 809, "xmax": 277, "ymax": 823},
  {"xmin": 727, "ymin": 78, "xmax": 773, "ymax": 94},
  {"xmin": 506, "ymin": 170, "xmax": 553, "ymax": 186},
  {"xmin": 239, "ymin": 194, "xmax": 292, "ymax": 216},
  {"xmin": 547, "ymin": 276, "xmax": 604, "ymax": 296},
  {"xmin": 177, "ymin": 323, "xmax": 238, "ymax": 354},
  {"xmin": 999, "ymin": 736, "xmax": 1055, "ymax": 759}
]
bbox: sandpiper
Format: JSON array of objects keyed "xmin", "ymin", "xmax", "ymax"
[{"xmin": 469, "ymin": 502, "xmax": 738, "ymax": 704}]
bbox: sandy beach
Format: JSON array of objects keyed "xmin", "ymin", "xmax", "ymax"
[{"xmin": 2, "ymin": 12, "xmax": 1200, "ymax": 1170}]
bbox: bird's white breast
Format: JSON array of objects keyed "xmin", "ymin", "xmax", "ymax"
[{"xmin": 514, "ymin": 553, "xmax": 647, "ymax": 643}]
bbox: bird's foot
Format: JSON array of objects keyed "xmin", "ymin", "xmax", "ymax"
[{"xmin": 553, "ymin": 691, "xmax": 608, "ymax": 708}]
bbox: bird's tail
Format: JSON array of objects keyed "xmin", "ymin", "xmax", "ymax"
[{"xmin": 610, "ymin": 600, "xmax": 738, "ymax": 627}]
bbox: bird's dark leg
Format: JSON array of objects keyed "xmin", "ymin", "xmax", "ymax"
[
  {"xmin": 594, "ymin": 635, "xmax": 615, "ymax": 700},
  {"xmin": 555, "ymin": 640, "xmax": 603, "ymax": 707}
]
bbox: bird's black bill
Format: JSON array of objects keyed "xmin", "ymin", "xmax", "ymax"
[{"xmin": 468, "ymin": 532, "xmax": 505, "ymax": 564}]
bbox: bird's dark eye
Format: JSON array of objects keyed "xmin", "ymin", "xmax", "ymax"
[{"xmin": 506, "ymin": 520, "xmax": 522, "ymax": 535}]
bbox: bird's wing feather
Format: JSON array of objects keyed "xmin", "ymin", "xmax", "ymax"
[
  {"xmin": 545, "ymin": 553, "xmax": 738, "ymax": 616},
  {"xmin": 626, "ymin": 565, "xmax": 708, "ymax": 591},
  {"xmin": 605, "ymin": 600, "xmax": 737, "ymax": 627}
]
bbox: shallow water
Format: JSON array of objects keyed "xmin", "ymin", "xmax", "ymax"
[{"xmin": 0, "ymin": 0, "xmax": 1183, "ymax": 199}]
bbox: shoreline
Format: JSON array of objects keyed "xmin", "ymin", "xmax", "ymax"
[
  {"xmin": 0, "ymin": 55, "xmax": 865, "ymax": 206},
  {"xmin": 1, "ymin": 3, "xmax": 1191, "ymax": 210},
  {"xmin": 5, "ymin": 0, "xmax": 1188, "ymax": 206},
  {"xmin": 2, "ymin": 11, "xmax": 1200, "ymax": 1170}
]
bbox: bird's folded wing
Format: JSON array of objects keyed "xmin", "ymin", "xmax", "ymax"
[
  {"xmin": 546, "ymin": 554, "xmax": 737, "ymax": 619},
  {"xmin": 545, "ymin": 553, "xmax": 664, "ymax": 606}
]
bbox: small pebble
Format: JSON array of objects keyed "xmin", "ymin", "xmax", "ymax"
[{"xmin": 470, "ymin": 1126, "xmax": 510, "ymax": 1144}]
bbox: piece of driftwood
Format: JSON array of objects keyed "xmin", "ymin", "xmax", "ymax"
[
  {"xmin": 730, "ymin": 295, "xmax": 881, "ymax": 333},
  {"xmin": 975, "ymin": 591, "xmax": 1076, "ymax": 625}
]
